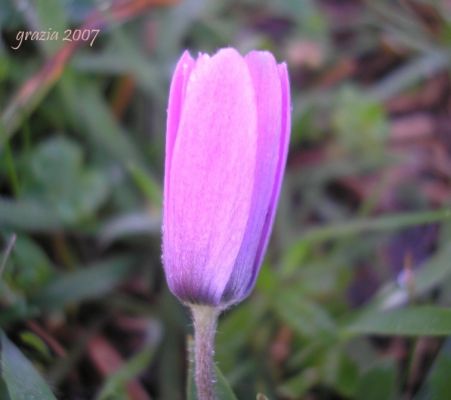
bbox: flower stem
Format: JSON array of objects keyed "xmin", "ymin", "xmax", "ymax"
[{"xmin": 191, "ymin": 305, "xmax": 219, "ymax": 400}]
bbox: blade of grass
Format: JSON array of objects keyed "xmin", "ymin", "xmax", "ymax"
[
  {"xmin": 282, "ymin": 208, "xmax": 451, "ymax": 270},
  {"xmin": 3, "ymin": 144, "xmax": 20, "ymax": 196},
  {"xmin": 306, "ymin": 209, "xmax": 451, "ymax": 241},
  {"xmin": 0, "ymin": 234, "xmax": 16, "ymax": 279},
  {"xmin": 128, "ymin": 163, "xmax": 162, "ymax": 206},
  {"xmin": 31, "ymin": 256, "xmax": 135, "ymax": 312},
  {"xmin": 0, "ymin": 331, "xmax": 57, "ymax": 400},
  {"xmin": 344, "ymin": 306, "xmax": 451, "ymax": 337},
  {"xmin": 59, "ymin": 80, "xmax": 145, "ymax": 167}
]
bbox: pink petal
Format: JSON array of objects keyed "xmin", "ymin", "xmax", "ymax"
[
  {"xmin": 164, "ymin": 50, "xmax": 195, "ymax": 204},
  {"xmin": 163, "ymin": 48, "xmax": 258, "ymax": 305},
  {"xmin": 252, "ymin": 62, "xmax": 291, "ymax": 272},
  {"xmin": 254, "ymin": 62, "xmax": 291, "ymax": 268},
  {"xmin": 221, "ymin": 51, "xmax": 287, "ymax": 304}
]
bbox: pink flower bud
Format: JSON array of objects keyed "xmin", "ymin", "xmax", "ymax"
[{"xmin": 162, "ymin": 48, "xmax": 291, "ymax": 308}]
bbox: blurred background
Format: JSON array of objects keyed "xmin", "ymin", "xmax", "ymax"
[{"xmin": 1, "ymin": 0, "xmax": 451, "ymax": 399}]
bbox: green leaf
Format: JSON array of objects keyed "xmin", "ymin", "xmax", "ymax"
[
  {"xmin": 345, "ymin": 306, "xmax": 451, "ymax": 336},
  {"xmin": 332, "ymin": 86, "xmax": 389, "ymax": 153},
  {"xmin": 0, "ymin": 198, "xmax": 64, "ymax": 232},
  {"xmin": 0, "ymin": 300, "xmax": 32, "ymax": 327},
  {"xmin": 157, "ymin": 291, "xmax": 185, "ymax": 399},
  {"xmin": 0, "ymin": 331, "xmax": 57, "ymax": 400},
  {"xmin": 216, "ymin": 299, "xmax": 266, "ymax": 373},
  {"xmin": 278, "ymin": 368, "xmax": 319, "ymax": 398},
  {"xmin": 295, "ymin": 208, "xmax": 451, "ymax": 246},
  {"xmin": 127, "ymin": 163, "xmax": 162, "ymax": 206},
  {"xmin": 73, "ymin": 33, "xmax": 163, "ymax": 96},
  {"xmin": 355, "ymin": 360, "xmax": 397, "ymax": 400},
  {"xmin": 58, "ymin": 79, "xmax": 145, "ymax": 169},
  {"xmin": 0, "ymin": 378, "xmax": 12, "ymax": 400},
  {"xmin": 18, "ymin": 332, "xmax": 51, "ymax": 361},
  {"xmin": 283, "ymin": 208, "xmax": 451, "ymax": 271},
  {"xmin": 98, "ymin": 212, "xmax": 161, "ymax": 245},
  {"xmin": 427, "ymin": 350, "xmax": 451, "ymax": 399},
  {"xmin": 414, "ymin": 339, "xmax": 451, "ymax": 400},
  {"xmin": 215, "ymin": 365, "xmax": 238, "ymax": 400},
  {"xmin": 273, "ymin": 291, "xmax": 336, "ymax": 339},
  {"xmin": 21, "ymin": 136, "xmax": 109, "ymax": 224},
  {"xmin": 8, "ymin": 235, "xmax": 53, "ymax": 292},
  {"xmin": 31, "ymin": 256, "xmax": 134, "ymax": 312},
  {"xmin": 320, "ymin": 347, "xmax": 358, "ymax": 397},
  {"xmin": 283, "ymin": 344, "xmax": 358, "ymax": 398},
  {"xmin": 187, "ymin": 337, "xmax": 238, "ymax": 400}
]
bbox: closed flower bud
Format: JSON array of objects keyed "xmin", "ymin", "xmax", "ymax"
[{"xmin": 162, "ymin": 48, "xmax": 291, "ymax": 308}]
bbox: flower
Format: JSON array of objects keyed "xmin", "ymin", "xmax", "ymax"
[{"xmin": 162, "ymin": 48, "xmax": 291, "ymax": 308}]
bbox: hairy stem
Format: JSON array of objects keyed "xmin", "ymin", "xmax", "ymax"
[{"xmin": 191, "ymin": 305, "xmax": 219, "ymax": 400}]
